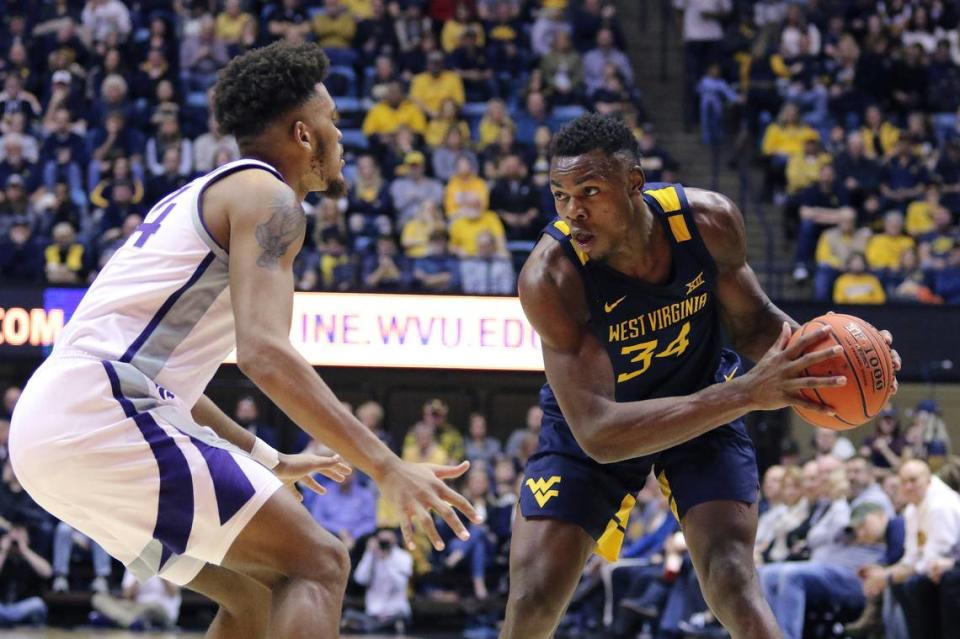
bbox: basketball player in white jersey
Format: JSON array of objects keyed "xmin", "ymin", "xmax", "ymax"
[{"xmin": 9, "ymin": 42, "xmax": 479, "ymax": 638}]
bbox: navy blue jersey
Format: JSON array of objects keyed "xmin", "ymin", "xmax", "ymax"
[{"xmin": 537, "ymin": 183, "xmax": 730, "ymax": 465}]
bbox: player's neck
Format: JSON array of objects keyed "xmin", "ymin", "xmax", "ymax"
[
  {"xmin": 606, "ymin": 202, "xmax": 671, "ymax": 283},
  {"xmin": 240, "ymin": 146, "xmax": 309, "ymax": 201}
]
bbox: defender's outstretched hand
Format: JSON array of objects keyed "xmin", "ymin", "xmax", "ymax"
[
  {"xmin": 378, "ymin": 460, "xmax": 482, "ymax": 552},
  {"xmin": 275, "ymin": 452, "xmax": 352, "ymax": 498},
  {"xmin": 741, "ymin": 322, "xmax": 848, "ymax": 414}
]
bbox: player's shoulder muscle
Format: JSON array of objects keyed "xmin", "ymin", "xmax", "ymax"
[
  {"xmin": 518, "ymin": 236, "xmax": 588, "ymax": 352},
  {"xmin": 206, "ymin": 169, "xmax": 306, "ymax": 268},
  {"xmin": 684, "ymin": 187, "xmax": 747, "ymax": 273}
]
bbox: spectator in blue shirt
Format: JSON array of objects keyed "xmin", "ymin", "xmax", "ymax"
[
  {"xmin": 411, "ymin": 230, "xmax": 461, "ymax": 292},
  {"xmin": 880, "ymin": 138, "xmax": 928, "ymax": 212},
  {"xmin": 304, "ymin": 467, "xmax": 377, "ymax": 560},
  {"xmin": 0, "ymin": 220, "xmax": 44, "ymax": 282},
  {"xmin": 934, "ymin": 246, "xmax": 960, "ymax": 303}
]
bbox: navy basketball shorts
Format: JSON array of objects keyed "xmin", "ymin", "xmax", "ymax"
[{"xmin": 520, "ymin": 361, "xmax": 760, "ymax": 561}]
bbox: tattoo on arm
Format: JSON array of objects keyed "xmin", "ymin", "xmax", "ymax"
[{"xmin": 254, "ymin": 194, "xmax": 306, "ymax": 269}]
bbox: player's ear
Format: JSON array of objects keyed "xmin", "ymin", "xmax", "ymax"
[
  {"xmin": 294, "ymin": 121, "xmax": 312, "ymax": 151},
  {"xmin": 628, "ymin": 165, "xmax": 646, "ymax": 194}
]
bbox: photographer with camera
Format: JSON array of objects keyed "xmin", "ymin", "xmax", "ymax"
[
  {"xmin": 343, "ymin": 528, "xmax": 413, "ymax": 634},
  {"xmin": 0, "ymin": 523, "xmax": 49, "ymax": 627}
]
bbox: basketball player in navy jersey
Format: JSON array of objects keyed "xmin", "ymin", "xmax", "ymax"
[{"xmin": 500, "ymin": 115, "xmax": 900, "ymax": 638}]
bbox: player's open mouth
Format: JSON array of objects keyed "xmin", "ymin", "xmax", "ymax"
[{"xmin": 571, "ymin": 231, "xmax": 595, "ymax": 249}]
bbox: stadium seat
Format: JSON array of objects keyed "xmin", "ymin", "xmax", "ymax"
[
  {"xmin": 324, "ymin": 48, "xmax": 358, "ymax": 68},
  {"xmin": 326, "ymin": 66, "xmax": 357, "ymax": 98},
  {"xmin": 340, "ymin": 129, "xmax": 369, "ymax": 151}
]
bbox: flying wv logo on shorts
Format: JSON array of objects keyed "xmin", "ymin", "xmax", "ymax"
[{"xmin": 526, "ymin": 476, "xmax": 561, "ymax": 507}]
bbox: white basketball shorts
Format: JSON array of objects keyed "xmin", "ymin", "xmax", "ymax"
[{"xmin": 9, "ymin": 354, "xmax": 283, "ymax": 585}]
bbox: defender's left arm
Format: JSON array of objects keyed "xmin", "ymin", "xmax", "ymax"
[
  {"xmin": 191, "ymin": 395, "xmax": 256, "ymax": 452},
  {"xmin": 688, "ymin": 188, "xmax": 901, "ymax": 377},
  {"xmin": 687, "ymin": 188, "xmax": 796, "ymax": 362},
  {"xmin": 191, "ymin": 394, "xmax": 347, "ymax": 496}
]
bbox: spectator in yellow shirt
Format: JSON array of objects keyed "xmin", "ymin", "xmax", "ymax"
[
  {"xmin": 861, "ymin": 105, "xmax": 900, "ymax": 159},
  {"xmin": 400, "ymin": 200, "xmax": 447, "ymax": 258},
  {"xmin": 441, "ymin": 3, "xmax": 485, "ymax": 53},
  {"xmin": 44, "ymin": 222, "xmax": 86, "ymax": 284},
  {"xmin": 762, "ymin": 102, "xmax": 819, "ymax": 196},
  {"xmin": 813, "ymin": 207, "xmax": 872, "ymax": 300},
  {"xmin": 361, "ymin": 81, "xmax": 427, "ymax": 141},
  {"xmin": 785, "ymin": 139, "xmax": 832, "ymax": 195},
  {"xmin": 449, "ymin": 193, "xmax": 507, "ymax": 256},
  {"xmin": 905, "ymin": 183, "xmax": 943, "ymax": 237},
  {"xmin": 866, "ymin": 211, "xmax": 916, "ymax": 273},
  {"xmin": 478, "ymin": 98, "xmax": 514, "ymax": 149},
  {"xmin": 424, "ymin": 98, "xmax": 471, "ymax": 149},
  {"xmin": 312, "ymin": 0, "xmax": 357, "ymax": 49},
  {"xmin": 761, "ymin": 102, "xmax": 820, "ymax": 159},
  {"xmin": 215, "ymin": 0, "xmax": 257, "ymax": 50},
  {"xmin": 410, "ymin": 51, "xmax": 465, "ymax": 119},
  {"xmin": 833, "ymin": 254, "xmax": 886, "ymax": 304},
  {"xmin": 445, "ymin": 156, "xmax": 489, "ymax": 218}
]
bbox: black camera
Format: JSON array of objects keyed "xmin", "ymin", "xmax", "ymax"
[{"xmin": 378, "ymin": 538, "xmax": 393, "ymax": 552}]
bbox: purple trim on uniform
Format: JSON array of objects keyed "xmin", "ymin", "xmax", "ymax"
[
  {"xmin": 119, "ymin": 252, "xmax": 216, "ymax": 364},
  {"xmin": 159, "ymin": 545, "xmax": 173, "ymax": 571},
  {"xmin": 101, "ymin": 361, "xmax": 194, "ymax": 563},
  {"xmin": 154, "ymin": 183, "xmax": 192, "ymax": 211},
  {"xmin": 188, "ymin": 437, "xmax": 257, "ymax": 525},
  {"xmin": 196, "ymin": 163, "xmax": 285, "ymax": 253},
  {"xmin": 102, "ymin": 361, "xmax": 137, "ymax": 419},
  {"xmin": 133, "ymin": 411, "xmax": 195, "ymax": 558}
]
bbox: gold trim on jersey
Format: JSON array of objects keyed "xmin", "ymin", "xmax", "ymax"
[
  {"xmin": 596, "ymin": 493, "xmax": 638, "ymax": 561},
  {"xmin": 645, "ymin": 186, "xmax": 692, "ymax": 243},
  {"xmin": 658, "ymin": 470, "xmax": 680, "ymax": 522},
  {"xmin": 645, "ymin": 186, "xmax": 682, "ymax": 213}
]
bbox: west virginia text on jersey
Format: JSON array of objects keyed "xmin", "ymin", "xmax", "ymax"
[{"xmin": 542, "ymin": 183, "xmax": 722, "ymax": 401}]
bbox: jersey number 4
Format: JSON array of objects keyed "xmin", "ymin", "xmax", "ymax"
[
  {"xmin": 132, "ymin": 202, "xmax": 176, "ymax": 248},
  {"xmin": 617, "ymin": 321, "xmax": 691, "ymax": 383}
]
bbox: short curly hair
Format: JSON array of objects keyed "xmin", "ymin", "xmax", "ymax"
[
  {"xmin": 214, "ymin": 42, "xmax": 329, "ymax": 140},
  {"xmin": 549, "ymin": 113, "xmax": 642, "ymax": 163}
]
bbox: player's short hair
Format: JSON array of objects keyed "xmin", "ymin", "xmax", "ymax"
[
  {"xmin": 214, "ymin": 42, "xmax": 330, "ymax": 140},
  {"xmin": 549, "ymin": 113, "xmax": 642, "ymax": 164}
]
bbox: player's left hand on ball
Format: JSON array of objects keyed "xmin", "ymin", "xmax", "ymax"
[
  {"xmin": 275, "ymin": 453, "xmax": 352, "ymax": 497},
  {"xmin": 879, "ymin": 329, "xmax": 901, "ymax": 394}
]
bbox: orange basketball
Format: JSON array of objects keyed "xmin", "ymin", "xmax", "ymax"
[{"xmin": 788, "ymin": 313, "xmax": 895, "ymax": 431}]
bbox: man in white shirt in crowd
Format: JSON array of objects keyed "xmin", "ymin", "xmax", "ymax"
[
  {"xmin": 867, "ymin": 460, "xmax": 960, "ymax": 639},
  {"xmin": 344, "ymin": 528, "xmax": 413, "ymax": 634},
  {"xmin": 91, "ymin": 570, "xmax": 181, "ymax": 630},
  {"xmin": 813, "ymin": 427, "xmax": 856, "ymax": 461},
  {"xmin": 846, "ymin": 456, "xmax": 895, "ymax": 517}
]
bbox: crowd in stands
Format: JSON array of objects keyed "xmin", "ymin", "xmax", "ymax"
[
  {"xmin": 683, "ymin": 0, "xmax": 960, "ymax": 305},
  {"xmin": 0, "ymin": 0, "xmax": 671, "ymax": 297}
]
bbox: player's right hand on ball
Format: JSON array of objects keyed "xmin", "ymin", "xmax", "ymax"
[
  {"xmin": 742, "ymin": 322, "xmax": 847, "ymax": 414},
  {"xmin": 378, "ymin": 460, "xmax": 482, "ymax": 552}
]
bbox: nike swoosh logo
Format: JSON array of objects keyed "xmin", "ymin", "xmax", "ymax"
[
  {"xmin": 604, "ymin": 295, "xmax": 627, "ymax": 313},
  {"xmin": 724, "ymin": 366, "xmax": 739, "ymax": 382}
]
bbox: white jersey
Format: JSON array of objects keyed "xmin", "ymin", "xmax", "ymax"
[{"xmin": 55, "ymin": 159, "xmax": 284, "ymax": 407}]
